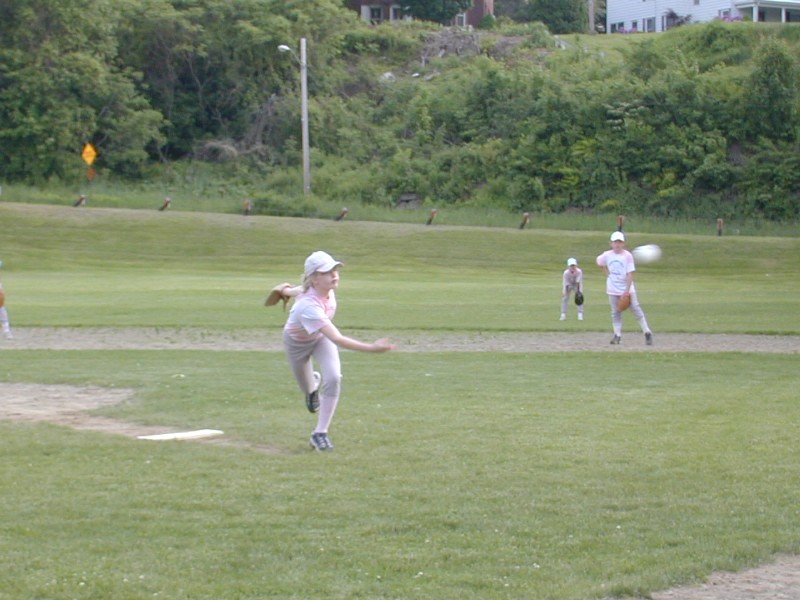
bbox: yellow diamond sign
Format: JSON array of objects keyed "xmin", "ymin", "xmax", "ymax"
[{"xmin": 81, "ymin": 143, "xmax": 97, "ymax": 166}]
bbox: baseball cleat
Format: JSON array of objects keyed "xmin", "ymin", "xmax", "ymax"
[
  {"xmin": 305, "ymin": 371, "xmax": 321, "ymax": 413},
  {"xmin": 309, "ymin": 432, "xmax": 334, "ymax": 451},
  {"xmin": 645, "ymin": 332, "xmax": 653, "ymax": 346},
  {"xmin": 610, "ymin": 335, "xmax": 621, "ymax": 345}
]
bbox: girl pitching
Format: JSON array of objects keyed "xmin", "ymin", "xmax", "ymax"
[{"xmin": 278, "ymin": 251, "xmax": 395, "ymax": 451}]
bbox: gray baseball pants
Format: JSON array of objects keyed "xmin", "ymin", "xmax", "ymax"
[{"xmin": 283, "ymin": 330, "xmax": 342, "ymax": 434}]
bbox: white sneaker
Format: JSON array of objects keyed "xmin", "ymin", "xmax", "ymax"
[
  {"xmin": 559, "ymin": 314, "xmax": 566, "ymax": 321},
  {"xmin": 578, "ymin": 314, "xmax": 584, "ymax": 321}
]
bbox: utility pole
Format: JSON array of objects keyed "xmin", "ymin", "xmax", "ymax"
[
  {"xmin": 300, "ymin": 37, "xmax": 310, "ymax": 194},
  {"xmin": 278, "ymin": 38, "xmax": 311, "ymax": 195}
]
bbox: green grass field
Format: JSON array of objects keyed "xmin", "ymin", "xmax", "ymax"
[{"xmin": 1, "ymin": 201, "xmax": 799, "ymax": 599}]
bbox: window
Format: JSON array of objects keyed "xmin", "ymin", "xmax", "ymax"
[
  {"xmin": 369, "ymin": 7, "xmax": 383, "ymax": 24},
  {"xmin": 645, "ymin": 17, "xmax": 655, "ymax": 31},
  {"xmin": 391, "ymin": 7, "xmax": 404, "ymax": 21},
  {"xmin": 610, "ymin": 21, "xmax": 625, "ymax": 32}
]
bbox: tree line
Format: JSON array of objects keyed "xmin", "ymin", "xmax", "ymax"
[{"xmin": 1, "ymin": 0, "xmax": 798, "ymax": 221}]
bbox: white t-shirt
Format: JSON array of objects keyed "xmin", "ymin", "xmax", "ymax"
[
  {"xmin": 596, "ymin": 249, "xmax": 636, "ymax": 296},
  {"xmin": 562, "ymin": 267, "xmax": 583, "ymax": 291},
  {"xmin": 284, "ymin": 287, "xmax": 337, "ymax": 342}
]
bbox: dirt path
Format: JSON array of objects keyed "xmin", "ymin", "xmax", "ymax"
[
  {"xmin": 2, "ymin": 327, "xmax": 799, "ymax": 599},
  {"xmin": 647, "ymin": 555, "xmax": 800, "ymax": 599},
  {"xmin": 2, "ymin": 326, "xmax": 799, "ymax": 353}
]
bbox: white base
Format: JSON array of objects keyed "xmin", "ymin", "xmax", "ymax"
[{"xmin": 137, "ymin": 429, "xmax": 224, "ymax": 441}]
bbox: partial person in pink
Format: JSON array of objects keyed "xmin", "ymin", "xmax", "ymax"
[
  {"xmin": 560, "ymin": 257, "xmax": 584, "ymax": 321},
  {"xmin": 596, "ymin": 232, "xmax": 653, "ymax": 346},
  {"xmin": 280, "ymin": 251, "xmax": 395, "ymax": 451},
  {"xmin": 0, "ymin": 260, "xmax": 12, "ymax": 340}
]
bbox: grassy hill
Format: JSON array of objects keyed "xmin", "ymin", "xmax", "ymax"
[{"xmin": 2, "ymin": 202, "xmax": 798, "ymax": 334}]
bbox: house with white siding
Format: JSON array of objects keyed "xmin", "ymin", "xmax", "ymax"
[
  {"xmin": 607, "ymin": 0, "xmax": 800, "ymax": 33},
  {"xmin": 347, "ymin": 1, "xmax": 495, "ymax": 28}
]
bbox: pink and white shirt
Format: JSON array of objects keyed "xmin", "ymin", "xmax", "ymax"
[{"xmin": 284, "ymin": 287, "xmax": 337, "ymax": 342}]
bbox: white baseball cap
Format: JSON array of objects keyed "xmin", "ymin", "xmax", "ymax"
[
  {"xmin": 610, "ymin": 231, "xmax": 625, "ymax": 242},
  {"xmin": 304, "ymin": 250, "xmax": 343, "ymax": 278},
  {"xmin": 567, "ymin": 258, "xmax": 577, "ymax": 266}
]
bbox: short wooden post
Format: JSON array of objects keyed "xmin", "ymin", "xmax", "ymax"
[{"xmin": 426, "ymin": 208, "xmax": 438, "ymax": 226}]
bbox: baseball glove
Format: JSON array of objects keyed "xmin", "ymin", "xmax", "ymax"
[
  {"xmin": 574, "ymin": 291, "xmax": 584, "ymax": 306},
  {"xmin": 0, "ymin": 289, "xmax": 5, "ymax": 308},
  {"xmin": 617, "ymin": 294, "xmax": 631, "ymax": 312},
  {"xmin": 264, "ymin": 283, "xmax": 292, "ymax": 309}
]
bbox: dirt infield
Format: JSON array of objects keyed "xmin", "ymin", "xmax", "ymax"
[{"xmin": 2, "ymin": 327, "xmax": 799, "ymax": 599}]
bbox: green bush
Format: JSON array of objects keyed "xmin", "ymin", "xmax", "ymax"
[
  {"xmin": 251, "ymin": 192, "xmax": 316, "ymax": 218},
  {"xmin": 478, "ymin": 14, "xmax": 497, "ymax": 30}
]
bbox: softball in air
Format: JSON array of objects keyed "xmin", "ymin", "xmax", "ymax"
[{"xmin": 633, "ymin": 244, "xmax": 662, "ymax": 264}]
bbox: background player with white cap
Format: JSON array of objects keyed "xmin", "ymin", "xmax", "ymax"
[
  {"xmin": 560, "ymin": 257, "xmax": 584, "ymax": 321},
  {"xmin": 596, "ymin": 232, "xmax": 653, "ymax": 345},
  {"xmin": 278, "ymin": 250, "xmax": 395, "ymax": 451}
]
